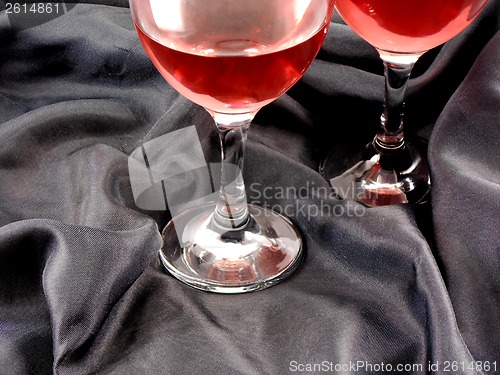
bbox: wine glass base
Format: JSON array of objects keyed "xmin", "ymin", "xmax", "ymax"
[
  {"xmin": 321, "ymin": 139, "xmax": 431, "ymax": 207},
  {"xmin": 160, "ymin": 203, "xmax": 303, "ymax": 294}
]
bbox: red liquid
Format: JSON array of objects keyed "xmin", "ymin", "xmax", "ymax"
[
  {"xmin": 136, "ymin": 25, "xmax": 330, "ymax": 114},
  {"xmin": 335, "ymin": 0, "xmax": 488, "ymax": 53}
]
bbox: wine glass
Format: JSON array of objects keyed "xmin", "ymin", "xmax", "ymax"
[
  {"xmin": 129, "ymin": 0, "xmax": 335, "ymax": 293},
  {"xmin": 324, "ymin": 0, "xmax": 489, "ymax": 206}
]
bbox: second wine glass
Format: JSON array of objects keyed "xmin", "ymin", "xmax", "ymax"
[
  {"xmin": 326, "ymin": 0, "xmax": 488, "ymax": 206},
  {"xmin": 130, "ymin": 0, "xmax": 335, "ymax": 293}
]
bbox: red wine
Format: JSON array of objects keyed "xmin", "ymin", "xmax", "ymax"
[
  {"xmin": 132, "ymin": 0, "xmax": 335, "ymax": 114},
  {"xmin": 335, "ymin": 0, "xmax": 488, "ymax": 53}
]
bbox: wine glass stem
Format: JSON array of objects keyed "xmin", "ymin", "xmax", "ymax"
[
  {"xmin": 376, "ymin": 58, "xmax": 416, "ymax": 150},
  {"xmin": 212, "ymin": 119, "xmax": 251, "ymax": 231}
]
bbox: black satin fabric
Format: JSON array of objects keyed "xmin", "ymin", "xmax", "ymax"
[{"xmin": 0, "ymin": 1, "xmax": 499, "ymax": 374}]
